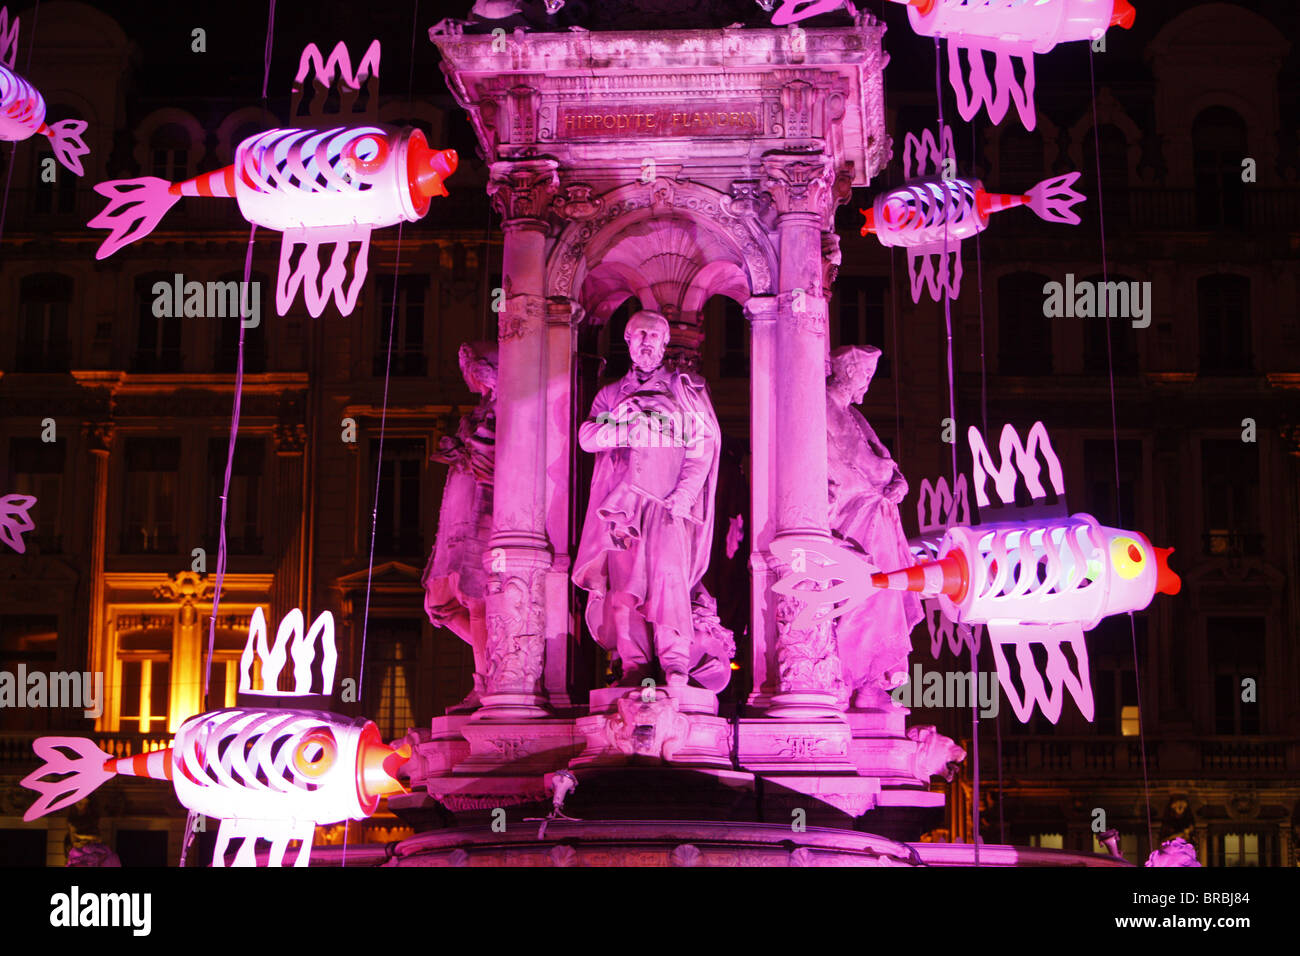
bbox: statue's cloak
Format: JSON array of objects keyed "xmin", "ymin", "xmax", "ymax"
[{"xmin": 572, "ymin": 366, "xmax": 722, "ymax": 668}]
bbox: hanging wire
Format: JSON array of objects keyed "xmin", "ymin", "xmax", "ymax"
[
  {"xmin": 970, "ymin": 117, "xmax": 1004, "ymax": 846},
  {"xmin": 0, "ymin": 0, "xmax": 40, "ymax": 245},
  {"xmin": 932, "ymin": 36, "xmax": 978, "ymax": 866},
  {"xmin": 1088, "ymin": 43, "xmax": 1155, "ymax": 855},
  {"xmin": 344, "ymin": 0, "xmax": 421, "ymax": 867},
  {"xmin": 183, "ymin": 0, "xmax": 276, "ymax": 870}
]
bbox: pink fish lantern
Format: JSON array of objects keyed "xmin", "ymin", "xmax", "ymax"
[{"xmin": 0, "ymin": 7, "xmax": 89, "ymax": 175}]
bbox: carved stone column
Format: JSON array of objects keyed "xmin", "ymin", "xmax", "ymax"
[
  {"xmin": 477, "ymin": 158, "xmax": 560, "ymax": 719},
  {"xmin": 761, "ymin": 152, "xmax": 845, "ymax": 718},
  {"xmin": 83, "ymin": 421, "xmax": 114, "ymax": 728},
  {"xmin": 272, "ymin": 422, "xmax": 307, "ymax": 622}
]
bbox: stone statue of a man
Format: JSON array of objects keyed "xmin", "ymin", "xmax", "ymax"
[
  {"xmin": 573, "ymin": 310, "xmax": 732, "ymax": 690},
  {"xmin": 423, "ymin": 342, "xmax": 497, "ymax": 710},
  {"xmin": 826, "ymin": 345, "xmax": 922, "ymax": 708}
]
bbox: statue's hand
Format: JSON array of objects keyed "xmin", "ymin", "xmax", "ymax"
[
  {"xmin": 665, "ymin": 487, "xmax": 694, "ymax": 519},
  {"xmin": 884, "ymin": 476, "xmax": 908, "ymax": 504}
]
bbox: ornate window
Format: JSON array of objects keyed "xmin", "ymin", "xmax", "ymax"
[
  {"xmin": 121, "ymin": 438, "xmax": 180, "ymax": 554},
  {"xmin": 16, "ymin": 273, "xmax": 72, "ymax": 373}
]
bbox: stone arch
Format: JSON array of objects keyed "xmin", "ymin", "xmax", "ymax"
[
  {"xmin": 546, "ymin": 179, "xmax": 777, "ymax": 326},
  {"xmin": 1067, "ymin": 89, "xmax": 1144, "ymax": 184}
]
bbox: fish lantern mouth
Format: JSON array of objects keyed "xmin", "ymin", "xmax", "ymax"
[
  {"xmin": 1111, "ymin": 0, "xmax": 1137, "ymax": 30},
  {"xmin": 356, "ymin": 723, "xmax": 410, "ymax": 811},
  {"xmin": 406, "ymin": 129, "xmax": 457, "ymax": 213},
  {"xmin": 1154, "ymin": 546, "xmax": 1180, "ymax": 596}
]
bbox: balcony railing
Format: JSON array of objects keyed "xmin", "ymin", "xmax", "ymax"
[
  {"xmin": 1, "ymin": 730, "xmax": 173, "ymax": 769},
  {"xmin": 981, "ymin": 736, "xmax": 1298, "ymax": 775},
  {"xmin": 1203, "ymin": 530, "xmax": 1264, "ymax": 557},
  {"xmin": 120, "ymin": 528, "xmax": 179, "ymax": 554}
]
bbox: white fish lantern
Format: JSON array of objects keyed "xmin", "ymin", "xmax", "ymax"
[
  {"xmin": 861, "ymin": 125, "xmax": 1085, "ymax": 302},
  {"xmin": 0, "ymin": 7, "xmax": 90, "ymax": 175},
  {"xmin": 886, "ymin": 0, "xmax": 1137, "ymax": 130},
  {"xmin": 87, "ymin": 40, "xmax": 457, "ymax": 318},
  {"xmin": 21, "ymin": 607, "xmax": 409, "ymax": 867}
]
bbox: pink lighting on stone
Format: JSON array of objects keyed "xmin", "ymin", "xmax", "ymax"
[
  {"xmin": 86, "ymin": 40, "xmax": 457, "ymax": 317},
  {"xmin": 0, "ymin": 7, "xmax": 90, "ymax": 175},
  {"xmin": 888, "ymin": 0, "xmax": 1137, "ymax": 129}
]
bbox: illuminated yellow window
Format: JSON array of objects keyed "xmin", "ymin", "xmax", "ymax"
[{"xmin": 1121, "ymin": 705, "xmax": 1140, "ymax": 736}]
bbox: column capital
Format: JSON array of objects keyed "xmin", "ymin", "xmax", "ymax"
[
  {"xmin": 274, "ymin": 422, "xmax": 307, "ymax": 455},
  {"xmin": 488, "ymin": 158, "xmax": 560, "ymax": 225},
  {"xmin": 761, "ymin": 152, "xmax": 834, "ymax": 220},
  {"xmin": 83, "ymin": 421, "xmax": 116, "ymax": 455}
]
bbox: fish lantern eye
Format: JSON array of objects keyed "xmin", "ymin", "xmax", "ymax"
[
  {"xmin": 1110, "ymin": 536, "xmax": 1146, "ymax": 579},
  {"xmin": 294, "ymin": 728, "xmax": 338, "ymax": 778},
  {"xmin": 345, "ymin": 134, "xmax": 389, "ymax": 175}
]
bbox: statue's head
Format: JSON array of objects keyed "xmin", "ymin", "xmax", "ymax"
[
  {"xmin": 829, "ymin": 345, "xmax": 881, "ymax": 404},
  {"xmin": 458, "ymin": 342, "xmax": 499, "ymax": 396},
  {"xmin": 624, "ymin": 310, "xmax": 670, "ymax": 373}
]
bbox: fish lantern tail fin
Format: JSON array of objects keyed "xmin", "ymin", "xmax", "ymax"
[
  {"xmin": 1026, "ymin": 172, "xmax": 1086, "ymax": 225},
  {"xmin": 43, "ymin": 119, "xmax": 90, "ymax": 177},
  {"xmin": 20, "ymin": 737, "xmax": 118, "ymax": 821},
  {"xmin": 88, "ymin": 177, "xmax": 183, "ymax": 259}
]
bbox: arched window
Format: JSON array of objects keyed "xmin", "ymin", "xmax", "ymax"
[
  {"xmin": 1192, "ymin": 107, "xmax": 1247, "ymax": 228},
  {"xmin": 998, "ymin": 272, "xmax": 1053, "ymax": 375},
  {"xmin": 1084, "ymin": 124, "xmax": 1129, "ymax": 226},
  {"xmin": 1197, "ymin": 274, "xmax": 1252, "ymax": 374},
  {"xmin": 17, "ymin": 273, "xmax": 72, "ymax": 372},
  {"xmin": 835, "ymin": 276, "xmax": 890, "ymax": 378}
]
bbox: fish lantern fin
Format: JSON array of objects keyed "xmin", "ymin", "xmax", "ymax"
[
  {"xmin": 45, "ymin": 119, "xmax": 90, "ymax": 177},
  {"xmin": 769, "ymin": 0, "xmax": 847, "ymax": 27},
  {"xmin": 987, "ymin": 622, "xmax": 1094, "ymax": 725},
  {"xmin": 21, "ymin": 737, "xmax": 118, "ymax": 821},
  {"xmin": 948, "ymin": 40, "xmax": 1037, "ymax": 131},
  {"xmin": 1026, "ymin": 172, "xmax": 1086, "ymax": 225},
  {"xmin": 902, "ymin": 124, "xmax": 955, "ymax": 181},
  {"xmin": 0, "ymin": 493, "xmax": 37, "ymax": 553},
  {"xmin": 276, "ymin": 226, "xmax": 371, "ymax": 318},
  {"xmin": 0, "ymin": 6, "xmax": 18, "ymax": 70},
  {"xmin": 292, "ymin": 39, "xmax": 381, "ymax": 121},
  {"xmin": 88, "ymin": 177, "xmax": 182, "ymax": 259},
  {"xmin": 769, "ymin": 534, "xmax": 879, "ymax": 630},
  {"xmin": 906, "ymin": 243, "xmax": 962, "ymax": 304},
  {"xmin": 213, "ymin": 819, "xmax": 315, "ymax": 868}
]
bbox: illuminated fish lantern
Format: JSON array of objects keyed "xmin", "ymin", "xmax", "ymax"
[
  {"xmin": 772, "ymin": 422, "xmax": 1179, "ymax": 724},
  {"xmin": 21, "ymin": 607, "xmax": 409, "ymax": 867},
  {"xmin": 0, "ymin": 6, "xmax": 90, "ymax": 175},
  {"xmin": 861, "ymin": 124, "xmax": 1084, "ymax": 302},
  {"xmin": 0, "ymin": 493, "xmax": 37, "ymax": 553},
  {"xmin": 87, "ymin": 39, "xmax": 457, "ymax": 318},
  {"xmin": 885, "ymin": 0, "xmax": 1136, "ymax": 130}
]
